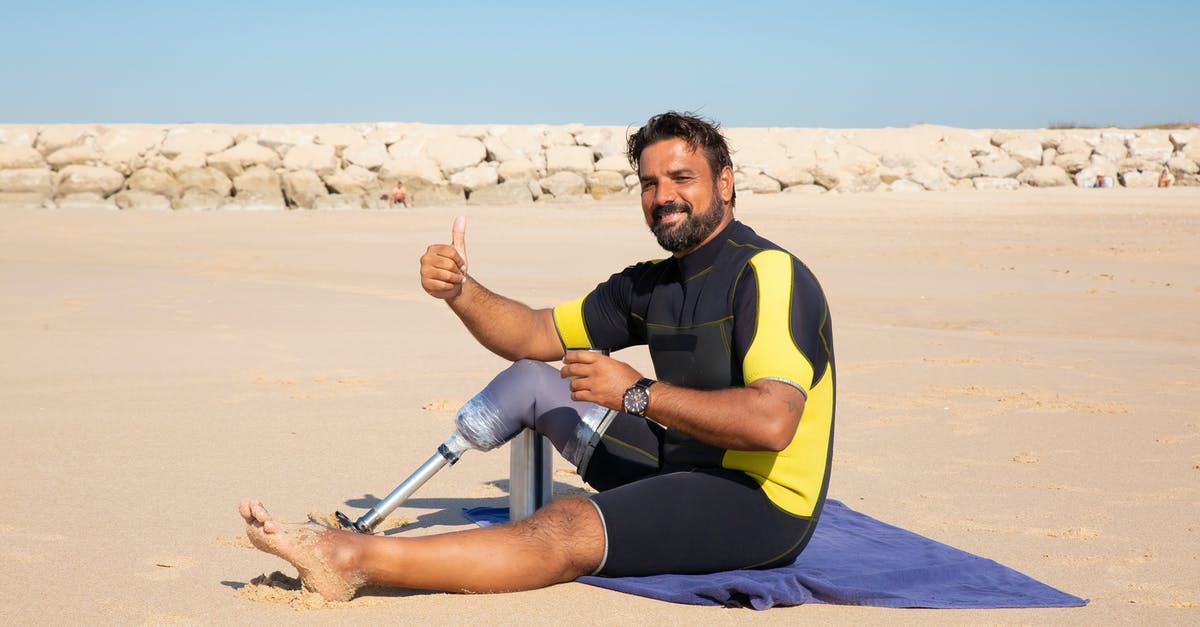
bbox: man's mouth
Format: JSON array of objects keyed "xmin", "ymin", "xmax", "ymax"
[{"xmin": 653, "ymin": 203, "xmax": 691, "ymax": 227}]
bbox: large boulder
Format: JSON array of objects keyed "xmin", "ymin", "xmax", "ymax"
[
  {"xmin": 586, "ymin": 170, "xmax": 628, "ymax": 198},
  {"xmin": 314, "ymin": 126, "xmax": 364, "ymax": 152},
  {"xmin": 207, "ymin": 141, "xmax": 281, "ymax": 178},
  {"xmin": 539, "ymin": 171, "xmax": 586, "ymax": 197},
  {"xmin": 113, "ymin": 190, "xmax": 172, "ymax": 211},
  {"xmin": 159, "ymin": 128, "xmax": 234, "ymax": 157},
  {"xmin": 1127, "ymin": 132, "xmax": 1172, "ymax": 162},
  {"xmin": 342, "ymin": 141, "xmax": 389, "ymax": 170},
  {"xmin": 283, "ymin": 143, "xmax": 338, "ymax": 176},
  {"xmin": 1018, "ymin": 165, "xmax": 1072, "ymax": 187},
  {"xmin": 594, "ymin": 154, "xmax": 634, "ymax": 175},
  {"xmin": 0, "ymin": 144, "xmax": 46, "ymax": 169},
  {"xmin": 322, "ymin": 165, "xmax": 379, "ymax": 196},
  {"xmin": 734, "ymin": 171, "xmax": 782, "ymax": 194},
  {"xmin": 467, "ymin": 180, "xmax": 533, "ymax": 205},
  {"xmin": 232, "ymin": 165, "xmax": 285, "ymax": 207},
  {"xmin": 910, "ymin": 165, "xmax": 952, "ymax": 191},
  {"xmin": 1093, "ymin": 139, "xmax": 1128, "ymax": 162},
  {"xmin": 161, "ymin": 152, "xmax": 208, "ymax": 178},
  {"xmin": 46, "ymin": 145, "xmax": 103, "ymax": 168},
  {"xmin": 1054, "ymin": 150, "xmax": 1093, "ymax": 173},
  {"xmin": 425, "ymin": 135, "xmax": 486, "ymax": 174},
  {"xmin": 56, "ymin": 165, "xmax": 125, "ymax": 196},
  {"xmin": 408, "ymin": 181, "xmax": 466, "ymax": 206},
  {"xmin": 1000, "ymin": 138, "xmax": 1044, "ymax": 168},
  {"xmin": 36, "ymin": 126, "xmax": 95, "ymax": 154},
  {"xmin": 764, "ymin": 157, "xmax": 815, "ymax": 187},
  {"xmin": 177, "ymin": 167, "xmax": 233, "ymax": 197},
  {"xmin": 978, "ymin": 156, "xmax": 1024, "ymax": 179},
  {"xmin": 173, "ymin": 189, "xmax": 224, "ymax": 211},
  {"xmin": 127, "ymin": 168, "xmax": 181, "ymax": 198},
  {"xmin": 449, "ymin": 164, "xmax": 499, "ymax": 191},
  {"xmin": 282, "ymin": 170, "xmax": 329, "ymax": 208},
  {"xmin": 1118, "ymin": 170, "xmax": 1160, "ymax": 188},
  {"xmin": 0, "ymin": 127, "xmax": 37, "ymax": 147},
  {"xmin": 0, "ymin": 168, "xmax": 54, "ymax": 195},
  {"xmin": 95, "ymin": 127, "xmax": 164, "ymax": 168},
  {"xmin": 545, "ymin": 145, "xmax": 594, "ymax": 175},
  {"xmin": 973, "ymin": 176, "xmax": 1020, "ymax": 191},
  {"xmin": 379, "ymin": 155, "xmax": 444, "ymax": 185},
  {"xmin": 485, "ymin": 126, "xmax": 544, "ymax": 161},
  {"xmin": 497, "ymin": 158, "xmax": 539, "ymax": 182}
]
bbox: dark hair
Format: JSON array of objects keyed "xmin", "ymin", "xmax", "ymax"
[{"xmin": 627, "ymin": 111, "xmax": 734, "ymax": 188}]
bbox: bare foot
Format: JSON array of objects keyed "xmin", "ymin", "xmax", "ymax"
[{"xmin": 239, "ymin": 499, "xmax": 365, "ymax": 601}]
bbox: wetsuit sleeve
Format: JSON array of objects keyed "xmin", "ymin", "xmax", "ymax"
[
  {"xmin": 733, "ymin": 250, "xmax": 832, "ymax": 396},
  {"xmin": 552, "ymin": 263, "xmax": 647, "ymax": 351}
]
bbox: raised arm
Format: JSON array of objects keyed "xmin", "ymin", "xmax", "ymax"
[{"xmin": 420, "ymin": 216, "xmax": 565, "ymax": 362}]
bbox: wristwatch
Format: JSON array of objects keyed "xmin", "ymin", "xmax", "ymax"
[{"xmin": 622, "ymin": 378, "xmax": 656, "ymax": 416}]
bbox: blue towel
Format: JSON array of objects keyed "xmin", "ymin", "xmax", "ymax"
[{"xmin": 462, "ymin": 499, "xmax": 1087, "ymax": 610}]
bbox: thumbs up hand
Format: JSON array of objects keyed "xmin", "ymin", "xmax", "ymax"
[{"xmin": 420, "ymin": 216, "xmax": 470, "ymax": 300}]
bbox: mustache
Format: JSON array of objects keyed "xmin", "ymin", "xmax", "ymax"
[{"xmin": 652, "ymin": 201, "xmax": 692, "ymax": 222}]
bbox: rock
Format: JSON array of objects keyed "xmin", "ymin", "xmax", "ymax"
[
  {"xmin": 833, "ymin": 144, "xmax": 880, "ymax": 175},
  {"xmin": 1168, "ymin": 130, "xmax": 1193, "ymax": 151},
  {"xmin": 990, "ymin": 130, "xmax": 1021, "ymax": 147},
  {"xmin": 543, "ymin": 126, "xmax": 576, "ymax": 147},
  {"xmin": 594, "ymin": 154, "xmax": 634, "ymax": 175},
  {"xmin": 162, "ymin": 152, "xmax": 208, "ymax": 178},
  {"xmin": 888, "ymin": 179, "xmax": 925, "ymax": 192},
  {"xmin": 586, "ymin": 170, "xmax": 627, "ymax": 198},
  {"xmin": 1093, "ymin": 139, "xmax": 1127, "ymax": 162},
  {"xmin": 978, "ymin": 156, "xmax": 1024, "ymax": 179},
  {"xmin": 1000, "ymin": 138, "xmax": 1044, "ymax": 168},
  {"xmin": 207, "ymin": 141, "xmax": 281, "ymax": 178},
  {"xmin": 379, "ymin": 155, "xmax": 444, "ymax": 185},
  {"xmin": 314, "ymin": 126, "xmax": 364, "ymax": 151},
  {"xmin": 127, "ymin": 168, "xmax": 181, "ymax": 198},
  {"xmin": 1118, "ymin": 170, "xmax": 1160, "ymax": 188},
  {"xmin": 173, "ymin": 189, "xmax": 224, "ymax": 211},
  {"xmin": 113, "ymin": 190, "xmax": 172, "ymax": 211},
  {"xmin": 1127, "ymin": 132, "xmax": 1172, "ymax": 161},
  {"xmin": 973, "ymin": 177, "xmax": 1020, "ymax": 191},
  {"xmin": 1167, "ymin": 156, "xmax": 1199, "ymax": 175},
  {"xmin": 232, "ymin": 165, "xmax": 285, "ymax": 207},
  {"xmin": 36, "ymin": 126, "xmax": 95, "ymax": 154},
  {"xmin": 810, "ymin": 165, "xmax": 843, "ymax": 190},
  {"xmin": 0, "ymin": 144, "xmax": 47, "ymax": 169},
  {"xmin": 1054, "ymin": 151, "xmax": 1093, "ymax": 174},
  {"xmin": 540, "ymin": 171, "xmax": 586, "ymax": 197},
  {"xmin": 313, "ymin": 194, "xmax": 364, "ymax": 210},
  {"xmin": 56, "ymin": 165, "xmax": 125, "ymax": 197},
  {"xmin": 910, "ymin": 165, "xmax": 952, "ymax": 191},
  {"xmin": 467, "ymin": 181, "xmax": 533, "ymax": 205},
  {"xmin": 876, "ymin": 167, "xmax": 906, "ymax": 185},
  {"xmin": 408, "ymin": 182, "xmax": 466, "ymax": 206},
  {"xmin": 0, "ymin": 192, "xmax": 52, "ymax": 206},
  {"xmin": 1018, "ymin": 165, "xmax": 1072, "ymax": 187},
  {"xmin": 1055, "ymin": 137, "xmax": 1091, "ymax": 155},
  {"xmin": 0, "ymin": 168, "xmax": 53, "ymax": 195},
  {"xmin": 1074, "ymin": 165, "xmax": 1118, "ymax": 188},
  {"xmin": 545, "ymin": 145, "xmax": 594, "ymax": 175},
  {"xmin": 256, "ymin": 127, "xmax": 315, "ymax": 157},
  {"xmin": 782, "ymin": 184, "xmax": 827, "ymax": 194},
  {"xmin": 0, "ymin": 127, "xmax": 37, "ymax": 147},
  {"xmin": 95, "ymin": 127, "xmax": 164, "ymax": 167},
  {"xmin": 425, "ymin": 135, "xmax": 486, "ymax": 174},
  {"xmin": 942, "ymin": 159, "xmax": 981, "ymax": 180},
  {"xmin": 56, "ymin": 192, "xmax": 117, "ymax": 210},
  {"xmin": 159, "ymin": 128, "xmax": 234, "ymax": 157},
  {"xmin": 283, "ymin": 143, "xmax": 338, "ymax": 176},
  {"xmin": 764, "ymin": 158, "xmax": 815, "ymax": 187},
  {"xmin": 497, "ymin": 158, "xmax": 539, "ymax": 182},
  {"xmin": 837, "ymin": 173, "xmax": 881, "ymax": 193},
  {"xmin": 1041, "ymin": 147, "xmax": 1057, "ymax": 166},
  {"xmin": 342, "ymin": 142, "xmax": 389, "ymax": 170},
  {"xmin": 177, "ymin": 167, "xmax": 233, "ymax": 197},
  {"xmin": 486, "ymin": 126, "xmax": 544, "ymax": 161},
  {"xmin": 449, "ymin": 164, "xmax": 499, "ymax": 191},
  {"xmin": 735, "ymin": 171, "xmax": 782, "ymax": 194},
  {"xmin": 322, "ymin": 165, "xmax": 379, "ymax": 196},
  {"xmin": 281, "ymin": 170, "xmax": 328, "ymax": 208},
  {"xmin": 528, "ymin": 180, "xmax": 542, "ymax": 201}
]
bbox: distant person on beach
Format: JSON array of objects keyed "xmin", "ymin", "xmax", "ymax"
[
  {"xmin": 387, "ymin": 181, "xmax": 411, "ymax": 208},
  {"xmin": 1158, "ymin": 166, "xmax": 1174, "ymax": 188},
  {"xmin": 240, "ymin": 112, "xmax": 836, "ymax": 599}
]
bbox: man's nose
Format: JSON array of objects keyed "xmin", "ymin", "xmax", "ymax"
[{"xmin": 654, "ymin": 180, "xmax": 678, "ymax": 206}]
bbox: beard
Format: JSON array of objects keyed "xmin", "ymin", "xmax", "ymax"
[{"xmin": 650, "ymin": 193, "xmax": 726, "ymax": 254}]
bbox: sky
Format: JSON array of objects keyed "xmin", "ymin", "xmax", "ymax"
[{"xmin": 3, "ymin": 1, "xmax": 1197, "ymax": 129}]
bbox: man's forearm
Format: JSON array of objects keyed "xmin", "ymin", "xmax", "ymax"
[
  {"xmin": 642, "ymin": 380, "xmax": 804, "ymax": 452},
  {"xmin": 447, "ymin": 276, "xmax": 564, "ymax": 362}
]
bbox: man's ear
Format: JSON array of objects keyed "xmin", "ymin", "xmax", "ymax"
[{"xmin": 718, "ymin": 166, "xmax": 734, "ymax": 203}]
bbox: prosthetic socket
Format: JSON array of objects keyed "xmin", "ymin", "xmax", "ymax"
[{"xmin": 339, "ymin": 360, "xmax": 614, "ymax": 533}]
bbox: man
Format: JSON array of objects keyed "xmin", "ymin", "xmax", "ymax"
[
  {"xmin": 240, "ymin": 112, "xmax": 836, "ymax": 599},
  {"xmin": 387, "ymin": 180, "xmax": 411, "ymax": 208}
]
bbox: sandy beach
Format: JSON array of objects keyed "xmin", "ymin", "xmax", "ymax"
[{"xmin": 1, "ymin": 188, "xmax": 1196, "ymax": 624}]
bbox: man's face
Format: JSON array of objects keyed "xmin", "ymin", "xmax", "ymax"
[{"xmin": 638, "ymin": 138, "xmax": 734, "ymax": 256}]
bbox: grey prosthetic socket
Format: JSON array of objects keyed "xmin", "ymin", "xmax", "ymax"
[
  {"xmin": 455, "ymin": 359, "xmax": 615, "ymax": 474},
  {"xmin": 338, "ymin": 360, "xmax": 613, "ymax": 534}
]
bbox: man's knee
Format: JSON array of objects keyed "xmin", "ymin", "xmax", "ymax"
[{"xmin": 515, "ymin": 497, "xmax": 605, "ymax": 578}]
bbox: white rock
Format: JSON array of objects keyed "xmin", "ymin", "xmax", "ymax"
[
  {"xmin": 173, "ymin": 189, "xmax": 224, "ymax": 211},
  {"xmin": 96, "ymin": 127, "xmax": 164, "ymax": 166},
  {"xmin": 1053, "ymin": 151, "xmax": 1092, "ymax": 174},
  {"xmin": 834, "ymin": 144, "xmax": 880, "ymax": 175},
  {"xmin": 764, "ymin": 157, "xmax": 815, "ymax": 187},
  {"xmin": 256, "ymin": 127, "xmax": 316, "ymax": 156},
  {"xmin": 0, "ymin": 168, "xmax": 53, "ymax": 194},
  {"xmin": 1018, "ymin": 165, "xmax": 1072, "ymax": 187},
  {"xmin": 314, "ymin": 126, "xmax": 364, "ymax": 150},
  {"xmin": 343, "ymin": 142, "xmax": 389, "ymax": 170},
  {"xmin": 233, "ymin": 165, "xmax": 284, "ymax": 205},
  {"xmin": 594, "ymin": 154, "xmax": 634, "ymax": 175},
  {"xmin": 127, "ymin": 168, "xmax": 181, "ymax": 198},
  {"xmin": 973, "ymin": 177, "xmax": 1020, "ymax": 191},
  {"xmin": 542, "ymin": 126, "xmax": 576, "ymax": 147},
  {"xmin": 910, "ymin": 165, "xmax": 952, "ymax": 191},
  {"xmin": 0, "ymin": 127, "xmax": 37, "ymax": 147},
  {"xmin": 56, "ymin": 192, "xmax": 117, "ymax": 210},
  {"xmin": 735, "ymin": 171, "xmax": 782, "ymax": 194},
  {"xmin": 379, "ymin": 155, "xmax": 444, "ymax": 185},
  {"xmin": 36, "ymin": 126, "xmax": 96, "ymax": 154},
  {"xmin": 1056, "ymin": 137, "xmax": 1091, "ymax": 155},
  {"xmin": 586, "ymin": 170, "xmax": 627, "ymax": 198},
  {"xmin": 810, "ymin": 165, "xmax": 843, "ymax": 190},
  {"xmin": 942, "ymin": 159, "xmax": 981, "ymax": 180},
  {"xmin": 208, "ymin": 141, "xmax": 282, "ymax": 178},
  {"xmin": 0, "ymin": 144, "xmax": 47, "ymax": 169},
  {"xmin": 978, "ymin": 156, "xmax": 1024, "ymax": 179},
  {"xmin": 46, "ymin": 145, "xmax": 103, "ymax": 168},
  {"xmin": 888, "ymin": 179, "xmax": 925, "ymax": 192},
  {"xmin": 1167, "ymin": 156, "xmax": 1199, "ymax": 175},
  {"xmin": 837, "ymin": 173, "xmax": 882, "ymax": 193},
  {"xmin": 540, "ymin": 171, "xmax": 586, "ymax": 197},
  {"xmin": 282, "ymin": 170, "xmax": 328, "ymax": 208},
  {"xmin": 283, "ymin": 143, "xmax": 338, "ymax": 176},
  {"xmin": 450, "ymin": 164, "xmax": 499, "ymax": 190},
  {"xmin": 497, "ymin": 158, "xmax": 538, "ymax": 183},
  {"xmin": 162, "ymin": 152, "xmax": 208, "ymax": 178},
  {"xmin": 113, "ymin": 190, "xmax": 172, "ymax": 211},
  {"xmin": 1093, "ymin": 139, "xmax": 1127, "ymax": 162},
  {"xmin": 177, "ymin": 167, "xmax": 233, "ymax": 197},
  {"xmin": 1000, "ymin": 138, "xmax": 1044, "ymax": 168},
  {"xmin": 782, "ymin": 184, "xmax": 827, "ymax": 194},
  {"xmin": 545, "ymin": 145, "xmax": 594, "ymax": 175},
  {"xmin": 468, "ymin": 181, "xmax": 533, "ymax": 205},
  {"xmin": 56, "ymin": 165, "xmax": 125, "ymax": 196},
  {"xmin": 425, "ymin": 135, "xmax": 486, "ymax": 173},
  {"xmin": 323, "ymin": 165, "xmax": 378, "ymax": 196},
  {"xmin": 1127, "ymin": 132, "xmax": 1172, "ymax": 161},
  {"xmin": 528, "ymin": 179, "xmax": 542, "ymax": 201},
  {"xmin": 487, "ymin": 126, "xmax": 544, "ymax": 160},
  {"xmin": 409, "ymin": 182, "xmax": 466, "ymax": 206},
  {"xmin": 160, "ymin": 128, "xmax": 234, "ymax": 157}
]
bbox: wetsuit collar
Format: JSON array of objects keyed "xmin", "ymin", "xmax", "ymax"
[{"xmin": 675, "ymin": 220, "xmax": 742, "ymax": 279}]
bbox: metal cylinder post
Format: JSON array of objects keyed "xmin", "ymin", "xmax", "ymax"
[{"xmin": 508, "ymin": 428, "xmax": 553, "ymax": 521}]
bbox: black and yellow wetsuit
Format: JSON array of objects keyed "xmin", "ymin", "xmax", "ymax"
[{"xmin": 553, "ymin": 220, "xmax": 836, "ymax": 576}]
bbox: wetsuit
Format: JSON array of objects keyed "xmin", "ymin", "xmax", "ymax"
[{"xmin": 552, "ymin": 220, "xmax": 836, "ymax": 576}]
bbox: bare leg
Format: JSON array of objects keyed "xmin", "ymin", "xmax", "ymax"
[{"xmin": 240, "ymin": 496, "xmax": 604, "ymax": 599}]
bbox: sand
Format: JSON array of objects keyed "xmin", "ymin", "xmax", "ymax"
[{"xmin": 1, "ymin": 188, "xmax": 1196, "ymax": 624}]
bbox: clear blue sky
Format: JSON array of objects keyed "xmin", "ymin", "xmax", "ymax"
[{"xmin": 3, "ymin": 1, "xmax": 1196, "ymax": 128}]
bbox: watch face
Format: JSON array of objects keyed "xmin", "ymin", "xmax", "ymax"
[{"xmin": 623, "ymin": 386, "xmax": 649, "ymax": 415}]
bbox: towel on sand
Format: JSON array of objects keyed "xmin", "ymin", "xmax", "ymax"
[{"xmin": 462, "ymin": 499, "xmax": 1087, "ymax": 610}]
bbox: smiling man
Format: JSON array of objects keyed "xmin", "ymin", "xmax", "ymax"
[{"xmin": 240, "ymin": 112, "xmax": 836, "ymax": 599}]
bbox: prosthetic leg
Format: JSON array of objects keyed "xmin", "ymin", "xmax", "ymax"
[{"xmin": 335, "ymin": 360, "xmax": 614, "ymax": 533}]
